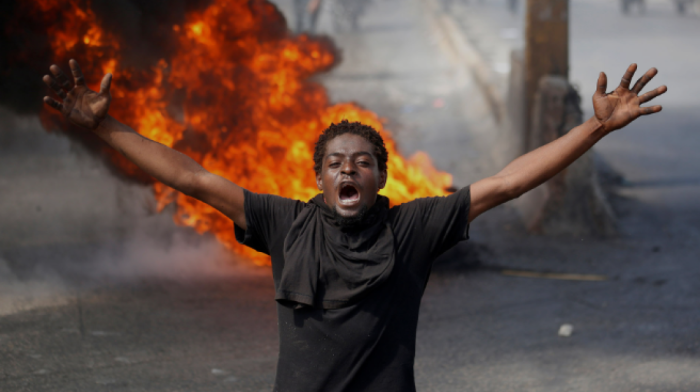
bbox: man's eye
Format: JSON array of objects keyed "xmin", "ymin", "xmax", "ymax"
[
  {"xmin": 329, "ymin": 162, "xmax": 340, "ymax": 168},
  {"xmin": 358, "ymin": 161, "xmax": 370, "ymax": 166}
]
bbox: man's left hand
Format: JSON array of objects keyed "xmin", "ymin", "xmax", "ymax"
[{"xmin": 593, "ymin": 64, "xmax": 667, "ymax": 133}]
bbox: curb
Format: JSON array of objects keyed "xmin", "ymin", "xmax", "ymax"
[{"xmin": 421, "ymin": 0, "xmax": 506, "ymax": 124}]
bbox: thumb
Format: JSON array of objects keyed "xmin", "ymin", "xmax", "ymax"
[
  {"xmin": 99, "ymin": 73, "xmax": 112, "ymax": 95},
  {"xmin": 596, "ymin": 72, "xmax": 607, "ymax": 96}
]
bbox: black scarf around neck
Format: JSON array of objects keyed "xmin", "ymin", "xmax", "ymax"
[{"xmin": 277, "ymin": 194, "xmax": 396, "ymax": 310}]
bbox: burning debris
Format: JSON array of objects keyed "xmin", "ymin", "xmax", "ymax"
[{"xmin": 3, "ymin": 0, "xmax": 452, "ymax": 264}]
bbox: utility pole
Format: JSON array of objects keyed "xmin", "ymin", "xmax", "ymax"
[
  {"xmin": 517, "ymin": 0, "xmax": 616, "ymax": 236},
  {"xmin": 524, "ymin": 0, "xmax": 569, "ymax": 150}
]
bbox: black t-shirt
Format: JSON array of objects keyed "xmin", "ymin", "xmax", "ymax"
[{"xmin": 235, "ymin": 186, "xmax": 471, "ymax": 392}]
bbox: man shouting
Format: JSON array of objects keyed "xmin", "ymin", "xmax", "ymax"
[{"xmin": 43, "ymin": 59, "xmax": 666, "ymax": 391}]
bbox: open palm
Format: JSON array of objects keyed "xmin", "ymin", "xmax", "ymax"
[
  {"xmin": 43, "ymin": 59, "xmax": 112, "ymax": 130},
  {"xmin": 593, "ymin": 64, "xmax": 667, "ymax": 133}
]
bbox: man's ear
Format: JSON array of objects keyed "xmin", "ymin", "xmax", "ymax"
[
  {"xmin": 378, "ymin": 170, "xmax": 387, "ymax": 190},
  {"xmin": 316, "ymin": 172, "xmax": 323, "ymax": 190}
]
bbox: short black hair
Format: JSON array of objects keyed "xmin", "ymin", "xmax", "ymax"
[{"xmin": 313, "ymin": 120, "xmax": 389, "ymax": 175}]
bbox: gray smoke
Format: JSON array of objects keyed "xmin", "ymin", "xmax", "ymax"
[{"xmin": 0, "ymin": 105, "xmax": 263, "ymax": 318}]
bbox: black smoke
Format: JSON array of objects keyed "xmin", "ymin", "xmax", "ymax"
[{"xmin": 0, "ymin": 0, "xmax": 216, "ymax": 114}]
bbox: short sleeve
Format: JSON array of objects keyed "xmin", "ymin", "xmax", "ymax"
[
  {"xmin": 234, "ymin": 190, "xmax": 304, "ymax": 255},
  {"xmin": 390, "ymin": 186, "xmax": 471, "ymax": 260}
]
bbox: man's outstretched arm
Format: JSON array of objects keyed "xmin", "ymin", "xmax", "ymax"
[
  {"xmin": 468, "ymin": 64, "xmax": 667, "ymax": 222},
  {"xmin": 42, "ymin": 59, "xmax": 248, "ymax": 229}
]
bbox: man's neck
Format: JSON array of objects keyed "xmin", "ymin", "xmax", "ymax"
[{"xmin": 332, "ymin": 204, "xmax": 369, "ymax": 229}]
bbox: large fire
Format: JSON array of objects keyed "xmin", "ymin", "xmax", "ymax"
[{"xmin": 23, "ymin": 0, "xmax": 452, "ymax": 264}]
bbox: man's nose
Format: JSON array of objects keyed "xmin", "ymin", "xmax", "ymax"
[{"xmin": 341, "ymin": 161, "xmax": 356, "ymax": 175}]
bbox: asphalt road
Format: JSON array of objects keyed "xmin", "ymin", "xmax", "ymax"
[{"xmin": 1, "ymin": 0, "xmax": 699, "ymax": 391}]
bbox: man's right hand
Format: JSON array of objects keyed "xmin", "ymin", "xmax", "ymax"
[{"xmin": 43, "ymin": 59, "xmax": 112, "ymax": 130}]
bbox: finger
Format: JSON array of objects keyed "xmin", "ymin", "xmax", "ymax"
[
  {"xmin": 596, "ymin": 72, "xmax": 607, "ymax": 95},
  {"xmin": 619, "ymin": 63, "xmax": 637, "ymax": 90},
  {"xmin": 49, "ymin": 64, "xmax": 72, "ymax": 90},
  {"xmin": 99, "ymin": 73, "xmax": 112, "ymax": 95},
  {"xmin": 638, "ymin": 105, "xmax": 662, "ymax": 116},
  {"xmin": 43, "ymin": 96, "xmax": 64, "ymax": 111},
  {"xmin": 631, "ymin": 67, "xmax": 658, "ymax": 94},
  {"xmin": 639, "ymin": 85, "xmax": 668, "ymax": 104},
  {"xmin": 43, "ymin": 75, "xmax": 67, "ymax": 99},
  {"xmin": 69, "ymin": 59, "xmax": 86, "ymax": 86}
]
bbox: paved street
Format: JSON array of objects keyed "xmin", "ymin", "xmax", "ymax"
[{"xmin": 2, "ymin": 0, "xmax": 700, "ymax": 391}]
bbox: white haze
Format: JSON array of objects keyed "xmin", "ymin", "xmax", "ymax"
[{"xmin": 0, "ymin": 108, "xmax": 267, "ymax": 316}]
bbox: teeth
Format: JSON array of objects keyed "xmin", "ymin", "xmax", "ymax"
[{"xmin": 338, "ymin": 198, "xmax": 358, "ymax": 206}]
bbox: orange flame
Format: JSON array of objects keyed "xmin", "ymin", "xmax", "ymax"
[{"xmin": 27, "ymin": 0, "xmax": 452, "ymax": 265}]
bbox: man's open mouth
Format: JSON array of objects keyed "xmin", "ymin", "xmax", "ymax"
[{"xmin": 338, "ymin": 183, "xmax": 360, "ymax": 206}]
